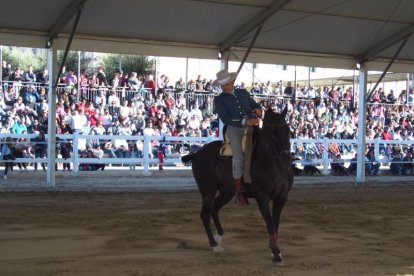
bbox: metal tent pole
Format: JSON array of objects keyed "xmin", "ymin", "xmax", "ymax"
[
  {"xmin": 47, "ymin": 48, "xmax": 57, "ymax": 187},
  {"xmin": 47, "ymin": 5, "xmax": 84, "ymax": 188},
  {"xmin": 356, "ymin": 65, "xmax": 367, "ymax": 184}
]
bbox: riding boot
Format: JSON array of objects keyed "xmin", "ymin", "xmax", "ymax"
[{"xmin": 235, "ymin": 178, "xmax": 249, "ymax": 206}]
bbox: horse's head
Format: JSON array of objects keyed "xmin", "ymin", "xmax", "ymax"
[{"xmin": 261, "ymin": 106, "xmax": 290, "ymax": 154}]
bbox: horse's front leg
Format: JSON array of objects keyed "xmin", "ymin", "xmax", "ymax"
[
  {"xmin": 255, "ymin": 193, "xmax": 281, "ymax": 265},
  {"xmin": 269, "ymin": 196, "xmax": 289, "ymax": 265}
]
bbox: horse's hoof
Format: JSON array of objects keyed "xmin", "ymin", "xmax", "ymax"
[
  {"xmin": 213, "ymin": 245, "xmax": 223, "ymax": 252},
  {"xmin": 214, "ymin": 234, "xmax": 222, "ymax": 245},
  {"xmin": 272, "ymin": 253, "xmax": 283, "ymax": 266},
  {"xmin": 273, "ymin": 260, "xmax": 284, "ymax": 266}
]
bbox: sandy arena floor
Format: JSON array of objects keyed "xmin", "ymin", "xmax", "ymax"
[{"xmin": 0, "ymin": 171, "xmax": 413, "ymax": 276}]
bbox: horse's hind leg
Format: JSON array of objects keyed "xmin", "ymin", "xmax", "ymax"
[
  {"xmin": 211, "ymin": 187, "xmax": 234, "ymax": 243},
  {"xmin": 200, "ymin": 193, "xmax": 219, "ymax": 249}
]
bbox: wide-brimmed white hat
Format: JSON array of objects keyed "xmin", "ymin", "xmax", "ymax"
[{"xmin": 212, "ymin": 69, "xmax": 238, "ymax": 87}]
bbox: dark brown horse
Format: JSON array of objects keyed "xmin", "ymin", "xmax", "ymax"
[{"xmin": 182, "ymin": 107, "xmax": 293, "ymax": 264}]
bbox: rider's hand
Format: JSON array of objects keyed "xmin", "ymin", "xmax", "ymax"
[
  {"xmin": 253, "ymin": 108, "xmax": 262, "ymax": 117},
  {"xmin": 246, "ymin": 118, "xmax": 260, "ymax": 126}
]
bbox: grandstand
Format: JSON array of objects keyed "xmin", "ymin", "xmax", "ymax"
[
  {"xmin": 1, "ymin": 57, "xmax": 414, "ymax": 180},
  {"xmin": 3, "ymin": 0, "xmax": 414, "ymax": 186}
]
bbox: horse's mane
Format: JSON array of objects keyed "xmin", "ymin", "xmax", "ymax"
[{"xmin": 257, "ymin": 107, "xmax": 291, "ymax": 161}]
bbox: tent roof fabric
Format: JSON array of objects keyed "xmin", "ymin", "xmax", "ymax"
[{"xmin": 1, "ymin": 0, "xmax": 414, "ymax": 71}]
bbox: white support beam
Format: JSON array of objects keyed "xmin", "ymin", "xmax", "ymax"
[
  {"xmin": 356, "ymin": 65, "xmax": 367, "ymax": 184},
  {"xmin": 47, "ymin": 47, "xmax": 57, "ymax": 188},
  {"xmin": 219, "ymin": 0, "xmax": 292, "ymax": 54}
]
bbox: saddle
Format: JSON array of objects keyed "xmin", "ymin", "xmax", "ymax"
[{"xmin": 220, "ymin": 125, "xmax": 254, "ymax": 183}]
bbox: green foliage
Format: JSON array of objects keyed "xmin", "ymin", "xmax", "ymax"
[
  {"xmin": 57, "ymin": 51, "xmax": 96, "ymax": 74},
  {"xmin": 1, "ymin": 46, "xmax": 46, "ymax": 72},
  {"xmin": 1, "ymin": 47, "xmax": 153, "ymax": 81},
  {"xmin": 102, "ymin": 53, "xmax": 154, "ymax": 81}
]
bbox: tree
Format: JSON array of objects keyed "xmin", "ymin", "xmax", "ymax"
[
  {"xmin": 2, "ymin": 47, "xmax": 46, "ymax": 72},
  {"xmin": 102, "ymin": 54, "xmax": 154, "ymax": 82},
  {"xmin": 57, "ymin": 51, "xmax": 96, "ymax": 75}
]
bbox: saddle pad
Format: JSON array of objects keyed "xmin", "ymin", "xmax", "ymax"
[{"xmin": 219, "ymin": 126, "xmax": 252, "ymax": 157}]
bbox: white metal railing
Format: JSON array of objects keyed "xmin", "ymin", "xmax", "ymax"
[
  {"xmin": 1, "ymin": 133, "xmax": 413, "ymax": 176},
  {"xmin": 291, "ymin": 137, "xmax": 414, "ymax": 174},
  {"xmin": 0, "ymin": 133, "xmax": 220, "ymax": 175}
]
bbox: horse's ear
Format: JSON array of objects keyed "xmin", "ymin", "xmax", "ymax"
[{"xmin": 281, "ymin": 105, "xmax": 288, "ymax": 118}]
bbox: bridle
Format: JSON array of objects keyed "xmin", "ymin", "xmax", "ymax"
[{"xmin": 260, "ymin": 119, "xmax": 291, "ymax": 159}]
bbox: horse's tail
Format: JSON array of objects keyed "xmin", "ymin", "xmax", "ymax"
[{"xmin": 181, "ymin": 153, "xmax": 195, "ymax": 165}]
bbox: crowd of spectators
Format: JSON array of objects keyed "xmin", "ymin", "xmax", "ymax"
[{"xmin": 2, "ymin": 59, "xmax": 414, "ymax": 176}]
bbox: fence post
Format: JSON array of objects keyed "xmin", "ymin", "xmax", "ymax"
[
  {"xmin": 142, "ymin": 135, "xmax": 151, "ymax": 175},
  {"xmin": 374, "ymin": 137, "xmax": 380, "ymax": 158},
  {"xmin": 73, "ymin": 134, "xmax": 79, "ymax": 175},
  {"xmin": 323, "ymin": 137, "xmax": 329, "ymax": 175}
]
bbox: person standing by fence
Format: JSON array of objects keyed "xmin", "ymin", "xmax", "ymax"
[{"xmin": 1, "ymin": 137, "xmax": 15, "ymax": 180}]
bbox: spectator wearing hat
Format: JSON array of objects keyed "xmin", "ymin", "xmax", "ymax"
[{"xmin": 213, "ymin": 69, "xmax": 262, "ymax": 206}]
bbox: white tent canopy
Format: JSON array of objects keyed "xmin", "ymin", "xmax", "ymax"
[
  {"xmin": 1, "ymin": 0, "xmax": 414, "ymax": 71},
  {"xmin": 2, "ymin": 0, "xmax": 414, "ymax": 186}
]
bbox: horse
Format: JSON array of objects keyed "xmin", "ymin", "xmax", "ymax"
[{"xmin": 181, "ymin": 107, "xmax": 293, "ymax": 265}]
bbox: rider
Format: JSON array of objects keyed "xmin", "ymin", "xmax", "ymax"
[{"xmin": 213, "ymin": 69, "xmax": 262, "ymax": 206}]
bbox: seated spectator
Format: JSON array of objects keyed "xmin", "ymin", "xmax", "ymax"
[
  {"xmin": 13, "ymin": 136, "xmax": 33, "ymax": 171},
  {"xmin": 347, "ymin": 153, "xmax": 358, "ymax": 175},
  {"xmin": 13, "ymin": 97, "xmax": 26, "ymax": 113},
  {"xmin": 365, "ymin": 149, "xmax": 380, "ymax": 176},
  {"xmin": 108, "ymin": 100, "xmax": 120, "ymax": 121},
  {"xmin": 302, "ymin": 153, "xmax": 321, "ymax": 176},
  {"xmin": 4, "ymin": 86, "xmax": 18, "ymax": 105},
  {"xmin": 11, "ymin": 116, "xmax": 28, "ymax": 134},
  {"xmin": 390, "ymin": 152, "xmax": 404, "ymax": 176},
  {"xmin": 330, "ymin": 154, "xmax": 350, "ymax": 176},
  {"xmin": 403, "ymin": 149, "xmax": 414, "ymax": 175},
  {"xmin": 94, "ymin": 89, "xmax": 107, "ymax": 109},
  {"xmin": 23, "ymin": 85, "xmax": 39, "ymax": 104},
  {"xmin": 79, "ymin": 150, "xmax": 105, "ymax": 171},
  {"xmin": 290, "ymin": 153, "xmax": 303, "ymax": 176},
  {"xmin": 327, "ymin": 138, "xmax": 341, "ymax": 157}
]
